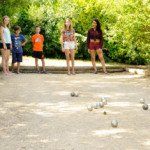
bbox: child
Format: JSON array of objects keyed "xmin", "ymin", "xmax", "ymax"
[
  {"xmin": 31, "ymin": 26, "xmax": 46, "ymax": 73},
  {"xmin": 11, "ymin": 26, "xmax": 27, "ymax": 74},
  {"xmin": 60, "ymin": 19, "xmax": 77, "ymax": 75},
  {"xmin": 0, "ymin": 16, "xmax": 12, "ymax": 75}
]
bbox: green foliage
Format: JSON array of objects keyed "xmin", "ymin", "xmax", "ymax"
[{"xmin": 0, "ymin": 0, "xmax": 149, "ymax": 64}]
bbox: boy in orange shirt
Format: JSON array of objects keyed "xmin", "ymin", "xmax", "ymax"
[{"xmin": 31, "ymin": 26, "xmax": 46, "ymax": 73}]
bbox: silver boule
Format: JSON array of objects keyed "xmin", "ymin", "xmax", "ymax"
[
  {"xmin": 111, "ymin": 120, "xmax": 118, "ymax": 128},
  {"xmin": 93, "ymin": 103, "xmax": 100, "ymax": 109},
  {"xmin": 87, "ymin": 105, "xmax": 93, "ymax": 111},
  {"xmin": 99, "ymin": 102, "xmax": 104, "ymax": 108},
  {"xmin": 139, "ymin": 98, "xmax": 145, "ymax": 104}
]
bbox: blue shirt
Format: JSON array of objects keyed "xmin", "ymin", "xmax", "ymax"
[{"xmin": 11, "ymin": 34, "xmax": 25, "ymax": 53}]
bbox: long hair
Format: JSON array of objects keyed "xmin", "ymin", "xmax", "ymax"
[
  {"xmin": 93, "ymin": 18, "xmax": 102, "ymax": 33},
  {"xmin": 1, "ymin": 16, "xmax": 10, "ymax": 28},
  {"xmin": 64, "ymin": 18, "xmax": 73, "ymax": 31}
]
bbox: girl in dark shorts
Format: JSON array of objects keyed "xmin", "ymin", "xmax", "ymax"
[
  {"xmin": 87, "ymin": 19, "xmax": 107, "ymax": 74},
  {"xmin": 0, "ymin": 16, "xmax": 12, "ymax": 75}
]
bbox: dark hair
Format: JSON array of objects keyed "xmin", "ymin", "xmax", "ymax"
[
  {"xmin": 93, "ymin": 18, "xmax": 102, "ymax": 33},
  {"xmin": 13, "ymin": 25, "xmax": 21, "ymax": 31}
]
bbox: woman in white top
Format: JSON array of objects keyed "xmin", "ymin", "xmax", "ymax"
[
  {"xmin": 0, "ymin": 16, "xmax": 12, "ymax": 75},
  {"xmin": 60, "ymin": 19, "xmax": 77, "ymax": 75}
]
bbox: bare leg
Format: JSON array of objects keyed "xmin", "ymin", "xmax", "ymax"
[
  {"xmin": 65, "ymin": 50, "xmax": 71, "ymax": 75},
  {"xmin": 96, "ymin": 49, "xmax": 107, "ymax": 73},
  {"xmin": 35, "ymin": 58, "xmax": 39, "ymax": 72},
  {"xmin": 12, "ymin": 63, "xmax": 15, "ymax": 72},
  {"xmin": 17, "ymin": 62, "xmax": 20, "ymax": 74},
  {"xmin": 90, "ymin": 50, "xmax": 97, "ymax": 73},
  {"xmin": 5, "ymin": 50, "xmax": 11, "ymax": 74},
  {"xmin": 70, "ymin": 50, "xmax": 75, "ymax": 74},
  {"xmin": 41, "ymin": 58, "xmax": 46, "ymax": 72},
  {"xmin": 1, "ymin": 49, "xmax": 7, "ymax": 75}
]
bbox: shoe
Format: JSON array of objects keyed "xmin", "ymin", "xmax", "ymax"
[
  {"xmin": 94, "ymin": 70, "xmax": 98, "ymax": 74},
  {"xmin": 35, "ymin": 70, "xmax": 40, "ymax": 73},
  {"xmin": 41, "ymin": 71, "xmax": 47, "ymax": 74}
]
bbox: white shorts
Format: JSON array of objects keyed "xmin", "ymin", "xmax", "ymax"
[{"xmin": 63, "ymin": 41, "xmax": 76, "ymax": 50}]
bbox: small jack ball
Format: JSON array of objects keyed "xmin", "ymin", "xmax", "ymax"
[
  {"xmin": 71, "ymin": 92, "xmax": 76, "ymax": 97},
  {"xmin": 103, "ymin": 111, "xmax": 107, "ymax": 115}
]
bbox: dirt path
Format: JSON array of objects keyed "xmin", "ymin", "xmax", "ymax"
[{"xmin": 0, "ymin": 73, "xmax": 150, "ymax": 150}]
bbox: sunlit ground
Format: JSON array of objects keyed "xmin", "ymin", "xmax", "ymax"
[{"xmin": 0, "ymin": 73, "xmax": 149, "ymax": 150}]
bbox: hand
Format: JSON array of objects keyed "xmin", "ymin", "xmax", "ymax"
[
  {"xmin": 62, "ymin": 48, "xmax": 65, "ymax": 53},
  {"xmin": 88, "ymin": 49, "xmax": 91, "ymax": 54},
  {"xmin": 22, "ymin": 43, "xmax": 25, "ymax": 46},
  {"xmin": 10, "ymin": 44, "xmax": 12, "ymax": 50},
  {"xmin": 3, "ymin": 44, "xmax": 7, "ymax": 50}
]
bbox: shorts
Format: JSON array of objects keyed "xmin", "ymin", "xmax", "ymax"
[
  {"xmin": 89, "ymin": 42, "xmax": 102, "ymax": 50},
  {"xmin": 12, "ymin": 52, "xmax": 23, "ymax": 63},
  {"xmin": 33, "ymin": 51, "xmax": 45, "ymax": 59},
  {"xmin": 63, "ymin": 41, "xmax": 76, "ymax": 50},
  {"xmin": 0, "ymin": 43, "xmax": 11, "ymax": 50}
]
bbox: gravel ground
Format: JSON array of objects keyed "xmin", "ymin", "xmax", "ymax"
[{"xmin": 0, "ymin": 73, "xmax": 150, "ymax": 150}]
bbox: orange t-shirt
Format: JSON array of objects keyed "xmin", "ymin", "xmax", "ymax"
[{"xmin": 31, "ymin": 34, "xmax": 44, "ymax": 51}]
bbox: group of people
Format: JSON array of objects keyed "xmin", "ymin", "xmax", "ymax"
[{"xmin": 0, "ymin": 16, "xmax": 107, "ymax": 75}]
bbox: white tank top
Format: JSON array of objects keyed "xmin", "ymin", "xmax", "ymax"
[{"xmin": 1, "ymin": 27, "xmax": 11, "ymax": 44}]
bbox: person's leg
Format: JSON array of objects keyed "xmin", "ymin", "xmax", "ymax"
[
  {"xmin": 65, "ymin": 49, "xmax": 71, "ymax": 75},
  {"xmin": 12, "ymin": 63, "xmax": 15, "ymax": 72},
  {"xmin": 35, "ymin": 58, "xmax": 39, "ymax": 72},
  {"xmin": 1, "ymin": 49, "xmax": 7, "ymax": 75},
  {"xmin": 90, "ymin": 50, "xmax": 97, "ymax": 73},
  {"xmin": 70, "ymin": 49, "xmax": 75, "ymax": 75},
  {"xmin": 41, "ymin": 58, "xmax": 46, "ymax": 72},
  {"xmin": 11, "ymin": 52, "xmax": 17, "ymax": 72},
  {"xmin": 96, "ymin": 49, "xmax": 107, "ymax": 73},
  {"xmin": 17, "ymin": 62, "xmax": 20, "ymax": 74},
  {"xmin": 5, "ymin": 50, "xmax": 11, "ymax": 74}
]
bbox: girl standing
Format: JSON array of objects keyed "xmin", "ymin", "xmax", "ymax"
[
  {"xmin": 87, "ymin": 19, "xmax": 107, "ymax": 74},
  {"xmin": 60, "ymin": 19, "xmax": 77, "ymax": 75},
  {"xmin": 0, "ymin": 16, "xmax": 12, "ymax": 75}
]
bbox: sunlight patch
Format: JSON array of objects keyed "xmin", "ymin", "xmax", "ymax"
[{"xmin": 93, "ymin": 129, "xmax": 129, "ymax": 137}]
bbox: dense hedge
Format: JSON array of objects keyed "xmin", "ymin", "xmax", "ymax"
[{"xmin": 0, "ymin": 0, "xmax": 150, "ymax": 65}]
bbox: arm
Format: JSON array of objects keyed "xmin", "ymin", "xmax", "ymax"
[
  {"xmin": 22, "ymin": 39, "xmax": 27, "ymax": 46},
  {"xmin": 0, "ymin": 26, "xmax": 7, "ymax": 49}
]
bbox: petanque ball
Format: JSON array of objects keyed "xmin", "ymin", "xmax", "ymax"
[
  {"xmin": 111, "ymin": 120, "xmax": 118, "ymax": 128},
  {"xmin": 93, "ymin": 103, "xmax": 99, "ymax": 109},
  {"xmin": 87, "ymin": 105, "xmax": 93, "ymax": 111},
  {"xmin": 103, "ymin": 111, "xmax": 107, "ymax": 115},
  {"xmin": 142, "ymin": 104, "xmax": 149, "ymax": 110},
  {"xmin": 101, "ymin": 97, "xmax": 108, "ymax": 105},
  {"xmin": 99, "ymin": 102, "xmax": 104, "ymax": 108},
  {"xmin": 139, "ymin": 98, "xmax": 145, "ymax": 104},
  {"xmin": 71, "ymin": 92, "xmax": 76, "ymax": 97}
]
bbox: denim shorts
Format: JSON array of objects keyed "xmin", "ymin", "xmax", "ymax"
[{"xmin": 12, "ymin": 52, "xmax": 23, "ymax": 63}]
